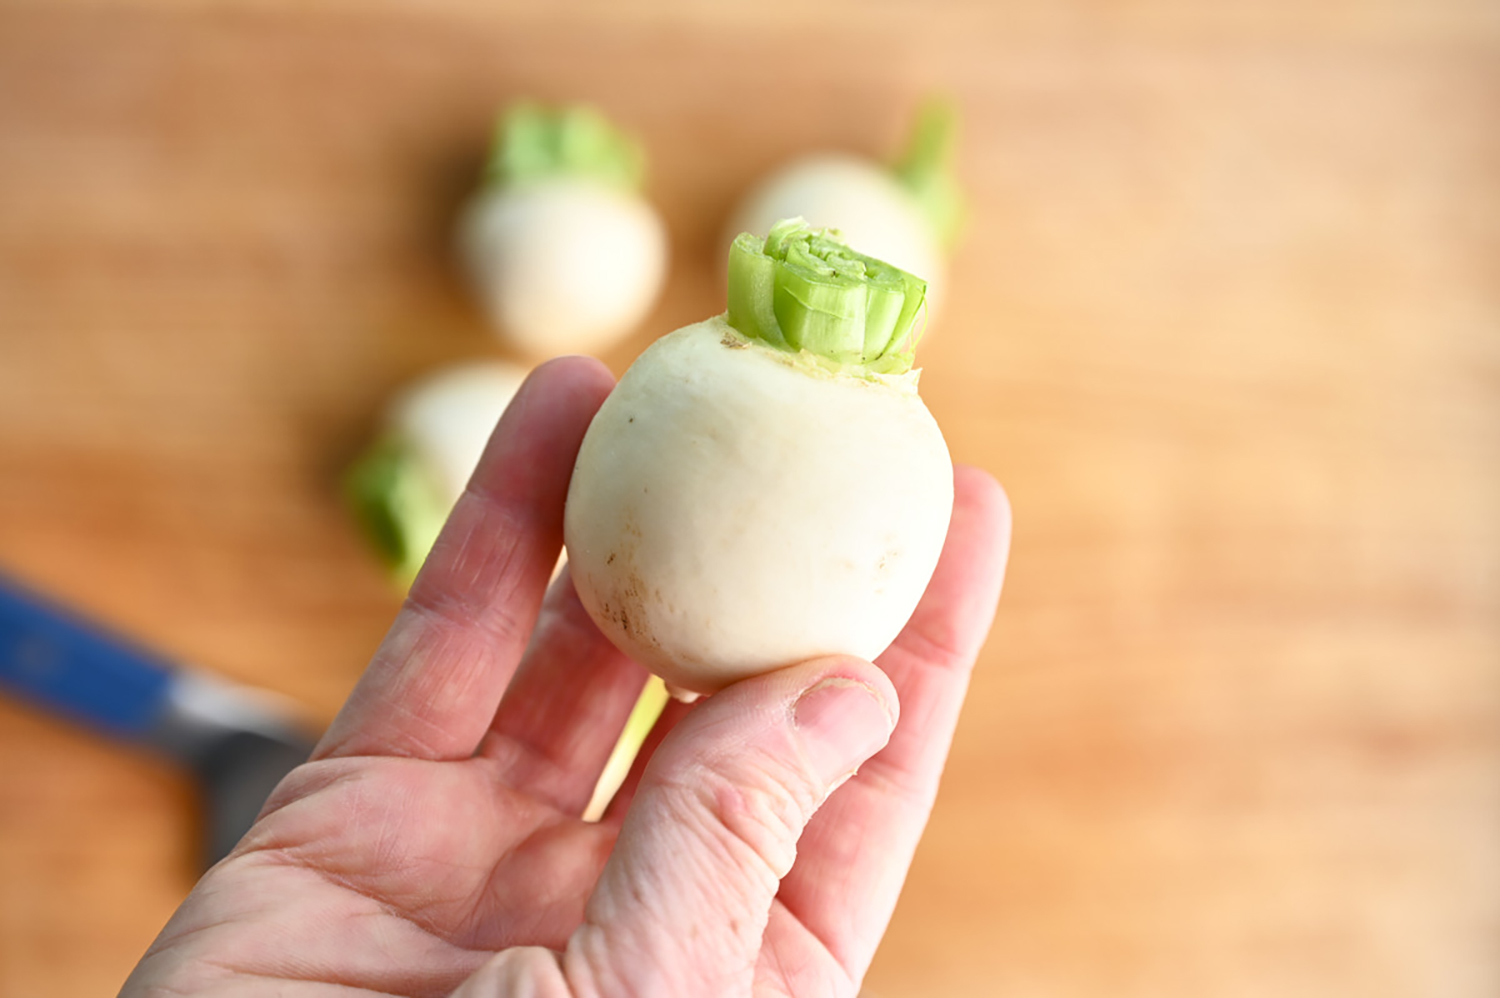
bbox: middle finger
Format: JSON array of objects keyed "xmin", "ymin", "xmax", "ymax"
[{"xmin": 480, "ymin": 567, "xmax": 654, "ymax": 815}]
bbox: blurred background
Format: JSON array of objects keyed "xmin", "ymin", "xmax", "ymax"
[{"xmin": 1, "ymin": 0, "xmax": 1497, "ymax": 995}]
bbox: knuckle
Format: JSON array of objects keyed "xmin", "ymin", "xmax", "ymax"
[{"xmin": 665, "ymin": 750, "xmax": 820, "ymax": 885}]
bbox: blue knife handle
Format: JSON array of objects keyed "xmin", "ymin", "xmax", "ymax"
[{"xmin": 0, "ymin": 575, "xmax": 175, "ymax": 740}]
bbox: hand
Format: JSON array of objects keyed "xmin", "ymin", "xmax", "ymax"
[{"xmin": 120, "ymin": 356, "xmax": 1011, "ymax": 998}]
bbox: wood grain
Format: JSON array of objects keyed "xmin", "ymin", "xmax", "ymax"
[{"xmin": 0, "ymin": 3, "xmax": 1496, "ymax": 995}]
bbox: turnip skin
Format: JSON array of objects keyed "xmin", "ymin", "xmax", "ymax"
[
  {"xmin": 564, "ymin": 315, "xmax": 953, "ymax": 696},
  {"xmin": 727, "ymin": 155, "xmax": 946, "ymax": 314},
  {"xmin": 386, "ymin": 361, "xmax": 529, "ymax": 504},
  {"xmin": 459, "ymin": 178, "xmax": 667, "ymax": 358}
]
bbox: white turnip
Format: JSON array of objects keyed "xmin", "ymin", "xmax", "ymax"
[
  {"xmin": 458, "ymin": 104, "xmax": 667, "ymax": 357},
  {"xmin": 565, "ymin": 219, "xmax": 953, "ymax": 697}
]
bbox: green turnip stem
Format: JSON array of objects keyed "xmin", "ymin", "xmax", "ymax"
[
  {"xmin": 893, "ymin": 99, "xmax": 964, "ymax": 249},
  {"xmin": 726, "ymin": 219, "xmax": 927, "ymax": 377},
  {"xmin": 582, "ymin": 676, "xmax": 671, "ymax": 821},
  {"xmin": 344, "ymin": 437, "xmax": 448, "ymax": 587},
  {"xmin": 486, "ymin": 103, "xmax": 645, "ymax": 192}
]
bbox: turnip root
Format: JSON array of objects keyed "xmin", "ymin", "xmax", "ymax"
[
  {"xmin": 346, "ymin": 360, "xmax": 528, "ymax": 584},
  {"xmin": 725, "ymin": 100, "xmax": 962, "ymax": 317},
  {"xmin": 565, "ymin": 219, "xmax": 953, "ymax": 697},
  {"xmin": 458, "ymin": 103, "xmax": 667, "ymax": 357}
]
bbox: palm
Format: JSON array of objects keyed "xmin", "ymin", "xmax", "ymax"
[
  {"xmin": 130, "ymin": 746, "xmax": 859, "ymax": 996},
  {"xmin": 121, "ymin": 358, "xmax": 1010, "ymax": 998},
  {"xmin": 130, "ymin": 753, "xmax": 602, "ymax": 996}
]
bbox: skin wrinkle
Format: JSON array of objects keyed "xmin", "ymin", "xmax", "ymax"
[
  {"xmin": 780, "ymin": 805, "xmax": 873, "ymax": 881},
  {"xmin": 756, "ymin": 844, "xmax": 874, "ymax": 989},
  {"xmin": 863, "ymin": 640, "xmax": 991, "ymax": 795},
  {"xmin": 242, "ymin": 853, "xmax": 410, "ymax": 929},
  {"xmin": 402, "ymin": 509, "xmax": 552, "ymax": 669},
  {"xmin": 148, "ymin": 983, "xmax": 201, "ymax": 998},
  {"xmin": 489, "ymin": 663, "xmax": 627, "ymax": 767},
  {"xmin": 332, "ymin": 602, "xmax": 512, "ymax": 762},
  {"xmin": 188, "ymin": 953, "xmax": 420, "ymax": 998},
  {"xmin": 198, "ymin": 865, "xmax": 497, "ymax": 996},
  {"xmin": 580, "ymin": 841, "xmax": 754, "ymax": 996},
  {"xmin": 366, "ymin": 786, "xmax": 418, "ymax": 875},
  {"xmin": 403, "ymin": 577, "xmax": 528, "ymax": 674},
  {"xmin": 757, "ymin": 911, "xmax": 806, "ymax": 998},
  {"xmin": 430, "ymin": 499, "xmax": 536, "ymax": 600},
  {"xmin": 253, "ymin": 759, "xmax": 369, "ymax": 825},
  {"xmin": 851, "ymin": 765, "xmax": 942, "ymax": 828},
  {"xmin": 756, "ymin": 904, "xmax": 856, "ymax": 998},
  {"xmin": 269, "ymin": 908, "xmax": 436, "ymax": 995},
  {"xmin": 479, "ymin": 733, "xmax": 574, "ymax": 801},
  {"xmin": 236, "ymin": 772, "xmax": 513, "ymax": 947},
  {"xmin": 649, "ymin": 757, "xmax": 806, "ymax": 891},
  {"xmin": 883, "ymin": 617, "xmax": 971, "ymax": 677},
  {"xmin": 134, "ymin": 905, "xmax": 245, "ymax": 968},
  {"xmin": 700, "ymin": 774, "xmax": 807, "ymax": 882},
  {"xmin": 464, "ymin": 466, "xmax": 565, "ymax": 532},
  {"xmin": 474, "ymin": 825, "xmax": 604, "ymax": 942},
  {"xmin": 241, "ymin": 769, "xmax": 384, "ymax": 857},
  {"xmin": 317, "ymin": 636, "xmax": 476, "ymax": 763},
  {"xmin": 459, "ymin": 948, "xmax": 575, "ymax": 998},
  {"xmin": 633, "ymin": 788, "xmax": 781, "ymax": 927},
  {"xmin": 379, "ymin": 656, "xmax": 482, "ymax": 756},
  {"xmin": 561, "ymin": 924, "xmax": 619, "ymax": 998},
  {"xmin": 138, "ymin": 886, "xmax": 442, "ymax": 998}
]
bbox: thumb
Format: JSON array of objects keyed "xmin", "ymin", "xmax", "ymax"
[{"xmin": 563, "ymin": 657, "xmax": 898, "ymax": 997}]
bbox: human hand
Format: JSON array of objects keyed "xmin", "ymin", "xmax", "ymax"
[{"xmin": 120, "ymin": 356, "xmax": 1011, "ymax": 998}]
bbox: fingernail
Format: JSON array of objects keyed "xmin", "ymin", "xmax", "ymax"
[{"xmin": 793, "ymin": 677, "xmax": 895, "ymax": 787}]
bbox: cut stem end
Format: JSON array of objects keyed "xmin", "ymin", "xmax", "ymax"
[
  {"xmin": 485, "ymin": 102, "xmax": 646, "ymax": 192},
  {"xmin": 725, "ymin": 218, "xmax": 927, "ymax": 377}
]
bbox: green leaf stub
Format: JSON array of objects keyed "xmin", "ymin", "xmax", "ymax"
[
  {"xmin": 726, "ymin": 219, "xmax": 928, "ymax": 376},
  {"xmin": 344, "ymin": 437, "xmax": 450, "ymax": 588},
  {"xmin": 893, "ymin": 98, "xmax": 965, "ymax": 250},
  {"xmin": 485, "ymin": 103, "xmax": 646, "ymax": 192}
]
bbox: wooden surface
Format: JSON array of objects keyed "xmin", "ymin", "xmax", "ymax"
[{"xmin": 2, "ymin": 2, "xmax": 1498, "ymax": 995}]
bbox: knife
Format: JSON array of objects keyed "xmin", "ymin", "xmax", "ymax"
[{"xmin": 0, "ymin": 573, "xmax": 319, "ymax": 869}]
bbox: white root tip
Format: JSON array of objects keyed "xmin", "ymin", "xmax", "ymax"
[{"xmin": 664, "ymin": 684, "xmax": 703, "ymax": 704}]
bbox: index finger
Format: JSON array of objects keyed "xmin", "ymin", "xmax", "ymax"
[{"xmin": 314, "ymin": 356, "xmax": 616, "ymax": 762}]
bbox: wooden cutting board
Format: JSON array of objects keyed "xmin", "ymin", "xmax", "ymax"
[{"xmin": 1, "ymin": 3, "xmax": 1496, "ymax": 995}]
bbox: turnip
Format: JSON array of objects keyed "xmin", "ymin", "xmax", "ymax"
[
  {"xmin": 565, "ymin": 219, "xmax": 954, "ymax": 698},
  {"xmin": 346, "ymin": 360, "xmax": 528, "ymax": 584},
  {"xmin": 458, "ymin": 103, "xmax": 667, "ymax": 357},
  {"xmin": 725, "ymin": 100, "xmax": 963, "ymax": 317}
]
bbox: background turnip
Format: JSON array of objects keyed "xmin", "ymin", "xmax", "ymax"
[
  {"xmin": 345, "ymin": 360, "xmax": 528, "ymax": 585},
  {"xmin": 725, "ymin": 100, "xmax": 962, "ymax": 317},
  {"xmin": 458, "ymin": 103, "xmax": 667, "ymax": 358}
]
